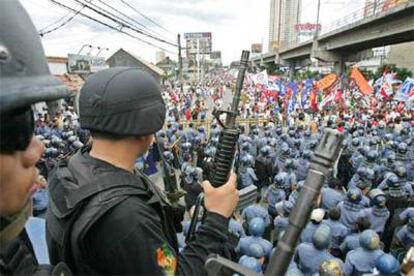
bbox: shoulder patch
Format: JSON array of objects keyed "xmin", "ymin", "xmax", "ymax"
[{"xmin": 156, "ymin": 244, "xmax": 177, "ymax": 276}]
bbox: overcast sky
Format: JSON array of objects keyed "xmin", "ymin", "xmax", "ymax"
[{"xmin": 21, "ymin": 0, "xmax": 365, "ymax": 65}]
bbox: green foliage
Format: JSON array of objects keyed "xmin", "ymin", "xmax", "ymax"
[{"xmin": 374, "ymin": 64, "xmax": 412, "ymax": 80}]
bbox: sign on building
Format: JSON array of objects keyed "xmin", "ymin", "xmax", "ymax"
[
  {"xmin": 184, "ymin": 32, "xmax": 212, "ymax": 56},
  {"xmin": 67, "ymin": 54, "xmax": 107, "ymax": 74},
  {"xmin": 210, "ymin": 51, "xmax": 221, "ymax": 59},
  {"xmin": 251, "ymin": 43, "xmax": 263, "ymax": 54}
]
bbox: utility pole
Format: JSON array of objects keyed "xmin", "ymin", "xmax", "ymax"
[
  {"xmin": 314, "ymin": 0, "xmax": 321, "ymax": 39},
  {"xmin": 177, "ymin": 33, "xmax": 183, "ymax": 93}
]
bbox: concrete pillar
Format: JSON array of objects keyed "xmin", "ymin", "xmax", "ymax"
[
  {"xmin": 334, "ymin": 56, "xmax": 345, "ymax": 76},
  {"xmin": 288, "ymin": 62, "xmax": 295, "ymax": 80}
]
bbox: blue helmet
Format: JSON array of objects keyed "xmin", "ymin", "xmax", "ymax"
[
  {"xmin": 356, "ymin": 167, "xmax": 367, "ymax": 178},
  {"xmin": 68, "ymin": 135, "xmax": 77, "ymax": 143},
  {"xmin": 246, "ymin": 243, "xmax": 265, "ymax": 258},
  {"xmin": 273, "ymin": 174, "xmax": 286, "ymax": 188},
  {"xmin": 375, "ymin": 254, "xmax": 400, "ymax": 275},
  {"xmin": 359, "ymin": 229, "xmax": 380, "ymax": 250},
  {"xmin": 284, "ymin": 158, "xmax": 296, "ymax": 170},
  {"xmin": 366, "ymin": 150, "xmax": 378, "ymax": 162},
  {"xmin": 249, "ymin": 217, "xmax": 266, "ymax": 237},
  {"xmin": 347, "ymin": 188, "xmax": 362, "ymax": 203},
  {"xmin": 163, "ymin": 151, "xmax": 174, "ymax": 161},
  {"xmin": 260, "ymin": 146, "xmax": 270, "ymax": 156},
  {"xmin": 312, "ymin": 224, "xmax": 331, "ymax": 250},
  {"xmin": 198, "ymin": 126, "xmax": 205, "ymax": 133},
  {"xmin": 309, "ymin": 140, "xmax": 318, "ymax": 149},
  {"xmin": 238, "ymin": 256, "xmax": 262, "ymax": 273},
  {"xmin": 275, "ymin": 127, "xmax": 283, "ymax": 136},
  {"xmin": 386, "ymin": 174, "xmax": 400, "ymax": 188},
  {"xmin": 408, "ymin": 217, "xmax": 414, "ymax": 233},
  {"xmin": 394, "ymin": 166, "xmax": 407, "ymax": 179},
  {"xmin": 368, "ymin": 189, "xmax": 387, "ymax": 207},
  {"xmin": 72, "ymin": 140, "xmax": 83, "ymax": 150},
  {"xmin": 241, "ymin": 142, "xmax": 250, "ymax": 151},
  {"xmin": 303, "ymin": 150, "xmax": 312, "ymax": 160}
]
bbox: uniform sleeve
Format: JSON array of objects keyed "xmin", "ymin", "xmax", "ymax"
[
  {"xmin": 343, "ymin": 253, "xmax": 354, "ymax": 276},
  {"xmin": 85, "ymin": 198, "xmax": 231, "ymax": 276},
  {"xmin": 178, "ymin": 212, "xmax": 231, "ymax": 275}
]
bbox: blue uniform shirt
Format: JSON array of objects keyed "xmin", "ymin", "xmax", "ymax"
[
  {"xmin": 323, "ymin": 219, "xmax": 349, "ymax": 249},
  {"xmin": 242, "ymin": 204, "xmax": 271, "ymax": 226},
  {"xmin": 229, "ymin": 218, "xmax": 246, "ymax": 238},
  {"xmin": 396, "ymin": 225, "xmax": 414, "ymax": 250},
  {"xmin": 238, "ymin": 236, "xmax": 273, "ymax": 259},
  {"xmin": 337, "ymin": 201, "xmax": 362, "ymax": 229},
  {"xmin": 295, "ymin": 243, "xmax": 334, "ymax": 275},
  {"xmin": 359, "ymin": 207, "xmax": 390, "ymax": 234},
  {"xmin": 343, "ymin": 248, "xmax": 384, "ymax": 275},
  {"xmin": 300, "ymin": 222, "xmax": 321, "ymax": 244},
  {"xmin": 321, "ymin": 187, "xmax": 344, "ymax": 210}
]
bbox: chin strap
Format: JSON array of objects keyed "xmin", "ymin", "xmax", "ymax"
[{"xmin": 0, "ymin": 201, "xmax": 32, "ymax": 246}]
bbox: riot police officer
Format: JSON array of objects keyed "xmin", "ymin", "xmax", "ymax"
[
  {"xmin": 0, "ymin": 1, "xmax": 70, "ymax": 274},
  {"xmin": 45, "ymin": 67, "xmax": 239, "ymax": 274}
]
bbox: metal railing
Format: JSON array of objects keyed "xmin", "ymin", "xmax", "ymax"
[{"xmin": 296, "ymin": 0, "xmax": 412, "ymax": 44}]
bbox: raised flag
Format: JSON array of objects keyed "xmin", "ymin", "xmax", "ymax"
[
  {"xmin": 318, "ymin": 73, "xmax": 338, "ymax": 91},
  {"xmin": 394, "ymin": 77, "xmax": 414, "ymax": 102},
  {"xmin": 350, "ymin": 67, "xmax": 373, "ymax": 95}
]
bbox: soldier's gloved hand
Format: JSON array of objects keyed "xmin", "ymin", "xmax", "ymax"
[{"xmin": 203, "ymin": 172, "xmax": 239, "ymax": 218}]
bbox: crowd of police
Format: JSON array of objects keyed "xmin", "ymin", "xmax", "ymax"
[
  {"xmin": 159, "ymin": 111, "xmax": 413, "ymax": 275},
  {"xmin": 1, "ymin": 1, "xmax": 414, "ymax": 276}
]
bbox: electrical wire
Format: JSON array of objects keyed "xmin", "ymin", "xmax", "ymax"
[
  {"xmin": 39, "ymin": 6, "xmax": 84, "ymax": 36},
  {"xmin": 72, "ymin": 0, "xmax": 178, "ymax": 47},
  {"xmin": 48, "ymin": 0, "xmax": 177, "ymax": 54},
  {"xmin": 118, "ymin": 0, "xmax": 174, "ymax": 36},
  {"xmin": 95, "ymin": 0, "xmax": 176, "ymax": 43},
  {"xmin": 38, "ymin": 9, "xmax": 75, "ymax": 33}
]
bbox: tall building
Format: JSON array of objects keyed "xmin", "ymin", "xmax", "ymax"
[
  {"xmin": 268, "ymin": 0, "xmax": 301, "ymax": 52},
  {"xmin": 155, "ymin": 51, "xmax": 166, "ymax": 63}
]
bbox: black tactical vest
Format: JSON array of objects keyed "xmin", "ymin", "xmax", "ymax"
[{"xmin": 45, "ymin": 148, "xmax": 179, "ymax": 274}]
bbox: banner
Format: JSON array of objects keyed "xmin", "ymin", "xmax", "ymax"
[
  {"xmin": 394, "ymin": 77, "xmax": 414, "ymax": 102},
  {"xmin": 318, "ymin": 73, "xmax": 338, "ymax": 91},
  {"xmin": 350, "ymin": 67, "xmax": 373, "ymax": 95}
]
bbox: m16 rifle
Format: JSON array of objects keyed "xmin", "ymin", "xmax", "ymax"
[
  {"xmin": 204, "ymin": 128, "xmax": 344, "ymax": 276},
  {"xmin": 186, "ymin": 50, "xmax": 257, "ymax": 243},
  {"xmin": 155, "ymin": 137, "xmax": 186, "ymax": 204}
]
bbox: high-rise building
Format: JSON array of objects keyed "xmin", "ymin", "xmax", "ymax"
[
  {"xmin": 155, "ymin": 51, "xmax": 166, "ymax": 63},
  {"xmin": 268, "ymin": 0, "xmax": 301, "ymax": 52}
]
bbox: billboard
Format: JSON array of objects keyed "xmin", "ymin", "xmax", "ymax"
[
  {"xmin": 184, "ymin": 32, "xmax": 212, "ymax": 56},
  {"xmin": 210, "ymin": 51, "xmax": 221, "ymax": 59},
  {"xmin": 251, "ymin": 43, "xmax": 263, "ymax": 54},
  {"xmin": 67, "ymin": 54, "xmax": 107, "ymax": 74}
]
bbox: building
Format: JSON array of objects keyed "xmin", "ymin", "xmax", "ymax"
[
  {"xmin": 156, "ymin": 56, "xmax": 177, "ymax": 78},
  {"xmin": 387, "ymin": 42, "xmax": 414, "ymax": 73},
  {"xmin": 268, "ymin": 0, "xmax": 301, "ymax": 51},
  {"xmin": 156, "ymin": 51, "xmax": 166, "ymax": 64},
  {"xmin": 106, "ymin": 48, "xmax": 165, "ymax": 83}
]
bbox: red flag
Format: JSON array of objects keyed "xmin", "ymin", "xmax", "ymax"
[{"xmin": 350, "ymin": 67, "xmax": 373, "ymax": 95}]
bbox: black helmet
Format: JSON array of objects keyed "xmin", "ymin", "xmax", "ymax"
[
  {"xmin": 79, "ymin": 67, "xmax": 166, "ymax": 136},
  {"xmin": 0, "ymin": 1, "xmax": 68, "ymax": 113}
]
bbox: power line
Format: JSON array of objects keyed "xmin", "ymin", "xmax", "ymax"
[
  {"xmin": 72, "ymin": 0, "xmax": 178, "ymax": 47},
  {"xmin": 38, "ymin": 9, "xmax": 75, "ymax": 33},
  {"xmin": 95, "ymin": 0, "xmax": 175, "ymax": 43},
  {"xmin": 118, "ymin": 0, "xmax": 174, "ymax": 35},
  {"xmin": 39, "ymin": 6, "xmax": 84, "ymax": 36},
  {"xmin": 48, "ymin": 0, "xmax": 177, "ymax": 54}
]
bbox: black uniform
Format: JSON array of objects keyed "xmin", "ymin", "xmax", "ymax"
[{"xmin": 46, "ymin": 147, "xmax": 232, "ymax": 275}]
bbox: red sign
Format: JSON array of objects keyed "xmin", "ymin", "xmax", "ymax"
[{"xmin": 295, "ymin": 23, "xmax": 322, "ymax": 31}]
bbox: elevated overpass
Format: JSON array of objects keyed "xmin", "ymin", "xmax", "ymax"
[{"xmin": 252, "ymin": 0, "xmax": 414, "ymax": 73}]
